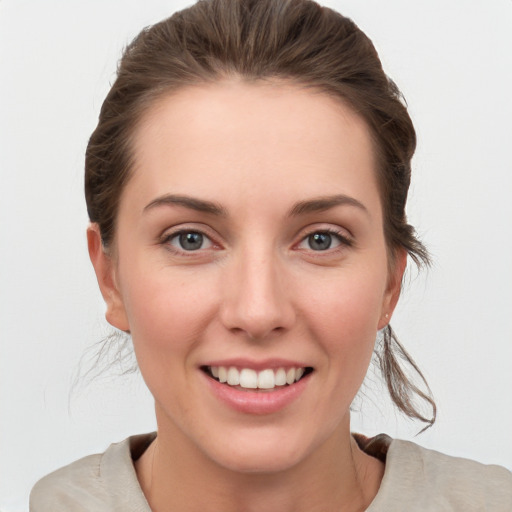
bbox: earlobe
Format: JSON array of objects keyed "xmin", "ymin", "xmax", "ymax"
[
  {"xmin": 378, "ymin": 249, "xmax": 407, "ymax": 330},
  {"xmin": 87, "ymin": 224, "xmax": 130, "ymax": 332}
]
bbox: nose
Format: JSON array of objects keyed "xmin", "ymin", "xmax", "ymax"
[{"xmin": 219, "ymin": 247, "xmax": 296, "ymax": 340}]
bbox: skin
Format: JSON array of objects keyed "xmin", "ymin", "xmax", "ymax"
[{"xmin": 88, "ymin": 80, "xmax": 406, "ymax": 512}]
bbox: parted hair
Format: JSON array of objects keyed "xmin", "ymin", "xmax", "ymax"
[{"xmin": 85, "ymin": 0, "xmax": 436, "ymax": 428}]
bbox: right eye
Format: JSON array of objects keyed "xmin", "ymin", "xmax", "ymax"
[{"xmin": 166, "ymin": 231, "xmax": 213, "ymax": 251}]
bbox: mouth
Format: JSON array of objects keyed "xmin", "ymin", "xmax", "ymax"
[{"xmin": 201, "ymin": 365, "xmax": 314, "ymax": 391}]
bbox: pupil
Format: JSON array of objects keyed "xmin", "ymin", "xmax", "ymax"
[
  {"xmin": 179, "ymin": 232, "xmax": 203, "ymax": 250},
  {"xmin": 309, "ymin": 232, "xmax": 331, "ymax": 251}
]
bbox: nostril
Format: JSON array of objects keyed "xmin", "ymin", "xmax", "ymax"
[{"xmin": 219, "ymin": 269, "xmax": 296, "ymax": 339}]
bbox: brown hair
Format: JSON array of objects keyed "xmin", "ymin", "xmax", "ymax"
[{"xmin": 85, "ymin": 0, "xmax": 436, "ymax": 428}]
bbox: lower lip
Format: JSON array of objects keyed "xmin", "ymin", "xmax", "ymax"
[{"xmin": 202, "ymin": 371, "xmax": 310, "ymax": 415}]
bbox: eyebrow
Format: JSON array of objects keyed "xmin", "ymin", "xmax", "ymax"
[
  {"xmin": 288, "ymin": 194, "xmax": 369, "ymax": 217},
  {"xmin": 143, "ymin": 194, "xmax": 227, "ymax": 216},
  {"xmin": 143, "ymin": 193, "xmax": 368, "ymax": 217}
]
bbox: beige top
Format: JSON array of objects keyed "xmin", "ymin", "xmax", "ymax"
[{"xmin": 30, "ymin": 433, "xmax": 512, "ymax": 511}]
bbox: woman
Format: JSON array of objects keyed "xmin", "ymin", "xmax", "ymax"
[{"xmin": 29, "ymin": 0, "xmax": 512, "ymax": 510}]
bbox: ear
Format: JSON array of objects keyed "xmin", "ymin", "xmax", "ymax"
[
  {"xmin": 378, "ymin": 248, "xmax": 407, "ymax": 330},
  {"xmin": 87, "ymin": 224, "xmax": 130, "ymax": 332}
]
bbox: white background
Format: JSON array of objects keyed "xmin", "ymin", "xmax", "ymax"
[{"xmin": 1, "ymin": 1, "xmax": 511, "ymax": 510}]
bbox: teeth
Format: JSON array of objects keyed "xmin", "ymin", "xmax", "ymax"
[
  {"xmin": 239, "ymin": 368, "xmax": 258, "ymax": 388},
  {"xmin": 258, "ymin": 369, "xmax": 275, "ymax": 389},
  {"xmin": 208, "ymin": 366, "xmax": 308, "ymax": 389},
  {"xmin": 227, "ymin": 367, "xmax": 240, "ymax": 385},
  {"xmin": 275, "ymin": 368, "xmax": 287, "ymax": 386}
]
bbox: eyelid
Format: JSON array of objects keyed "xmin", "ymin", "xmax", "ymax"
[
  {"xmin": 294, "ymin": 225, "xmax": 354, "ymax": 251},
  {"xmin": 168, "ymin": 231, "xmax": 214, "ymax": 251},
  {"xmin": 159, "ymin": 224, "xmax": 222, "ymax": 254}
]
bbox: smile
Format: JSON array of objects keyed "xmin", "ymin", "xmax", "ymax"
[{"xmin": 203, "ymin": 366, "xmax": 313, "ymax": 390}]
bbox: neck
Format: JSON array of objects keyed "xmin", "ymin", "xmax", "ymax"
[{"xmin": 135, "ymin": 414, "xmax": 384, "ymax": 512}]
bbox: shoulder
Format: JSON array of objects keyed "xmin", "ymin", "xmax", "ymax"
[
  {"xmin": 30, "ymin": 453, "xmax": 107, "ymax": 512},
  {"xmin": 29, "ymin": 433, "xmax": 155, "ymax": 512},
  {"xmin": 369, "ymin": 438, "xmax": 512, "ymax": 512},
  {"xmin": 392, "ymin": 439, "xmax": 512, "ymax": 499}
]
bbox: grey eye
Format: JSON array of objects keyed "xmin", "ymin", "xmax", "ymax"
[
  {"xmin": 176, "ymin": 232, "xmax": 206, "ymax": 251},
  {"xmin": 307, "ymin": 232, "xmax": 333, "ymax": 251},
  {"xmin": 165, "ymin": 229, "xmax": 214, "ymax": 253},
  {"xmin": 179, "ymin": 232, "xmax": 203, "ymax": 250}
]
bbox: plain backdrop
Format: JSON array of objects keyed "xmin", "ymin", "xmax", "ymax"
[{"xmin": 1, "ymin": 1, "xmax": 511, "ymax": 510}]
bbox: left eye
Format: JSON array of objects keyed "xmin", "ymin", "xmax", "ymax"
[
  {"xmin": 298, "ymin": 231, "xmax": 346, "ymax": 251},
  {"xmin": 168, "ymin": 231, "xmax": 213, "ymax": 251}
]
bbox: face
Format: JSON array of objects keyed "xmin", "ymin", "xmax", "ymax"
[{"xmin": 89, "ymin": 80, "xmax": 404, "ymax": 473}]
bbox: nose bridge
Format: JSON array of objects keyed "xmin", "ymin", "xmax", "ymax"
[{"xmin": 220, "ymin": 239, "xmax": 294, "ymax": 339}]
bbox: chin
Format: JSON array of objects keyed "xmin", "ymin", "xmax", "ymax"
[
  {"xmin": 204, "ymin": 428, "xmax": 320, "ymax": 474},
  {"xmin": 215, "ymin": 449, "xmax": 304, "ymax": 474}
]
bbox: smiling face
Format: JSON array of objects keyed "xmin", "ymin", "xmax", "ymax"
[{"xmin": 89, "ymin": 80, "xmax": 404, "ymax": 473}]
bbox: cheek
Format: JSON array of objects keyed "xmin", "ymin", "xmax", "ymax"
[
  {"xmin": 118, "ymin": 267, "xmax": 222, "ymax": 408},
  {"xmin": 119, "ymin": 265, "xmax": 219, "ymax": 358},
  {"xmin": 300, "ymin": 265, "xmax": 387, "ymax": 365}
]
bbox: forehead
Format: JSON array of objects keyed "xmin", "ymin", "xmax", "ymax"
[{"xmin": 127, "ymin": 80, "xmax": 380, "ymax": 214}]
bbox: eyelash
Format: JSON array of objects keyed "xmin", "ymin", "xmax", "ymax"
[
  {"xmin": 160, "ymin": 228, "xmax": 217, "ymax": 256},
  {"xmin": 159, "ymin": 227, "xmax": 354, "ymax": 256},
  {"xmin": 296, "ymin": 228, "xmax": 354, "ymax": 253}
]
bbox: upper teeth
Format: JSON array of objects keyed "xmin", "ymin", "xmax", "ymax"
[{"xmin": 210, "ymin": 366, "xmax": 306, "ymax": 389}]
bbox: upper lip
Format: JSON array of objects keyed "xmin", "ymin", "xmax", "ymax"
[{"xmin": 201, "ymin": 358, "xmax": 312, "ymax": 371}]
